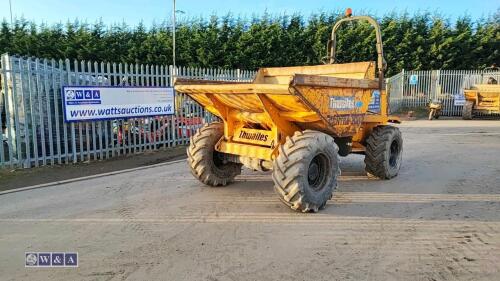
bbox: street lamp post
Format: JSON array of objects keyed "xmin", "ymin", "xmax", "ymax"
[
  {"xmin": 9, "ymin": 0, "xmax": 13, "ymax": 25},
  {"xmin": 172, "ymin": 0, "xmax": 176, "ymax": 75}
]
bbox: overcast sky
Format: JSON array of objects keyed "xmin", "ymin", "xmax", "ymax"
[{"xmin": 1, "ymin": 0, "xmax": 498, "ymax": 26}]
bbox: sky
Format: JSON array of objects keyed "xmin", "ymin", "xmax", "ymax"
[{"xmin": 0, "ymin": 0, "xmax": 498, "ymax": 26}]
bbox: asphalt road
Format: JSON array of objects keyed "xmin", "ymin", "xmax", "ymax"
[{"xmin": 1, "ymin": 120, "xmax": 499, "ymax": 281}]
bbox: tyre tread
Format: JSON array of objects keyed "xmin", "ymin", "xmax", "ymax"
[
  {"xmin": 187, "ymin": 122, "xmax": 241, "ymax": 187},
  {"xmin": 364, "ymin": 126, "xmax": 402, "ymax": 179},
  {"xmin": 273, "ymin": 130, "xmax": 340, "ymax": 213},
  {"xmin": 462, "ymin": 100, "xmax": 474, "ymax": 120}
]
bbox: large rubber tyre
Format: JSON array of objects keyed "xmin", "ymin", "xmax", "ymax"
[
  {"xmin": 364, "ymin": 126, "xmax": 403, "ymax": 179},
  {"xmin": 187, "ymin": 122, "xmax": 242, "ymax": 186},
  {"xmin": 462, "ymin": 101, "xmax": 474, "ymax": 120},
  {"xmin": 272, "ymin": 130, "xmax": 340, "ymax": 213}
]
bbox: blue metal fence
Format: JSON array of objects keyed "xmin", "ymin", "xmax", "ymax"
[{"xmin": 0, "ymin": 54, "xmax": 254, "ymax": 168}]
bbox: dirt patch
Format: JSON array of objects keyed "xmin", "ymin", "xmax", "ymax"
[{"xmin": 0, "ymin": 146, "xmax": 187, "ymax": 191}]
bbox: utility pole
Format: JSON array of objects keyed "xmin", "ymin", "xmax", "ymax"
[
  {"xmin": 9, "ymin": 0, "xmax": 13, "ymax": 25},
  {"xmin": 172, "ymin": 0, "xmax": 176, "ymax": 76}
]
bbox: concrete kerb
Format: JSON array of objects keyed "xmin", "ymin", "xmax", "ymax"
[{"xmin": 0, "ymin": 158, "xmax": 187, "ymax": 196}]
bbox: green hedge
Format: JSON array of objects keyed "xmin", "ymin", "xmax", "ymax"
[{"xmin": 1, "ymin": 10, "xmax": 498, "ymax": 76}]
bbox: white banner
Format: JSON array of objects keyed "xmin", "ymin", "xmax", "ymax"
[{"xmin": 62, "ymin": 86, "xmax": 175, "ymax": 122}]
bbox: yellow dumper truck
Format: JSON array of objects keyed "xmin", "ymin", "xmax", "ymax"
[
  {"xmin": 462, "ymin": 68, "xmax": 500, "ymax": 119},
  {"xmin": 175, "ymin": 11, "xmax": 403, "ymax": 212}
]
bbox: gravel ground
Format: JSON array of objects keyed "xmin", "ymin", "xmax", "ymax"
[{"xmin": 0, "ymin": 119, "xmax": 499, "ymax": 281}]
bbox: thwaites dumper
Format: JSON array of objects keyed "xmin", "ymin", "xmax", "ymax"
[
  {"xmin": 174, "ymin": 12, "xmax": 403, "ymax": 212},
  {"xmin": 462, "ymin": 68, "xmax": 500, "ymax": 119}
]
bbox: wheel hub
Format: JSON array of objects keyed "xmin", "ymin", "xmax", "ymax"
[
  {"xmin": 308, "ymin": 162, "xmax": 320, "ymax": 183},
  {"xmin": 308, "ymin": 154, "xmax": 329, "ymax": 190},
  {"xmin": 389, "ymin": 140, "xmax": 400, "ymax": 168},
  {"xmin": 213, "ymin": 151, "xmax": 224, "ymax": 167}
]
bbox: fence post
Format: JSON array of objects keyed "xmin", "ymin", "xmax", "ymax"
[
  {"xmin": 19, "ymin": 57, "xmax": 32, "ymax": 168},
  {"xmin": 9, "ymin": 56, "xmax": 24, "ymax": 167},
  {"xmin": 400, "ymin": 69, "xmax": 405, "ymax": 108},
  {"xmin": 52, "ymin": 59, "xmax": 62, "ymax": 165},
  {"xmin": 61, "ymin": 59, "xmax": 69, "ymax": 164},
  {"xmin": 0, "ymin": 55, "xmax": 6, "ymax": 168},
  {"xmin": 42, "ymin": 59, "xmax": 55, "ymax": 165},
  {"xmin": 169, "ymin": 65, "xmax": 177, "ymax": 147},
  {"xmin": 28, "ymin": 58, "xmax": 40, "ymax": 167},
  {"xmin": 2, "ymin": 55, "xmax": 17, "ymax": 168}
]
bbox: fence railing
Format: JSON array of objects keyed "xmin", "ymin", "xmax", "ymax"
[
  {"xmin": 387, "ymin": 69, "xmax": 500, "ymax": 116},
  {"xmin": 3, "ymin": 54, "xmax": 498, "ymax": 169},
  {"xmin": 0, "ymin": 54, "xmax": 255, "ymax": 168}
]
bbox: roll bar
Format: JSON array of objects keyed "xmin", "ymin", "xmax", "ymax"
[{"xmin": 326, "ymin": 14, "xmax": 386, "ymax": 89}]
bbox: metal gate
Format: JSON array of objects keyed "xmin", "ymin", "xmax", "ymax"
[
  {"xmin": 387, "ymin": 69, "xmax": 500, "ymax": 115},
  {"xmin": 0, "ymin": 54, "xmax": 255, "ymax": 168}
]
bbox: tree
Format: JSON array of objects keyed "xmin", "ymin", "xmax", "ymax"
[{"xmin": 0, "ymin": 11, "xmax": 497, "ymax": 75}]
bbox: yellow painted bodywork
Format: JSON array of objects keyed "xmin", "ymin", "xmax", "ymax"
[
  {"xmin": 174, "ymin": 62, "xmax": 400, "ymax": 161},
  {"xmin": 464, "ymin": 84, "xmax": 500, "ymax": 114}
]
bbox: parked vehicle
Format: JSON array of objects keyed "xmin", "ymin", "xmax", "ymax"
[
  {"xmin": 175, "ymin": 10, "xmax": 403, "ymax": 213},
  {"xmin": 428, "ymin": 99, "xmax": 443, "ymax": 120},
  {"xmin": 462, "ymin": 66, "xmax": 500, "ymax": 119}
]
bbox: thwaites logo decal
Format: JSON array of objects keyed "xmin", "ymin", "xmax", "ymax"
[
  {"xmin": 239, "ymin": 130, "xmax": 269, "ymax": 142},
  {"xmin": 329, "ymin": 96, "xmax": 363, "ymax": 111},
  {"xmin": 234, "ymin": 128, "xmax": 274, "ymax": 146}
]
